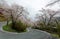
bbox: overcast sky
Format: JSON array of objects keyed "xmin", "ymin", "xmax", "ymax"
[
  {"xmin": 1, "ymin": 0, "xmax": 60, "ymax": 20},
  {"xmin": 5, "ymin": 0, "xmax": 51, "ymax": 10}
]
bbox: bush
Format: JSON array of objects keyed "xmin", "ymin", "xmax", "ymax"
[
  {"xmin": 57, "ymin": 24, "xmax": 60, "ymax": 37},
  {"xmin": 12, "ymin": 21, "xmax": 27, "ymax": 32},
  {"xmin": 3, "ymin": 21, "xmax": 27, "ymax": 33},
  {"xmin": 32, "ymin": 25, "xmax": 57, "ymax": 33}
]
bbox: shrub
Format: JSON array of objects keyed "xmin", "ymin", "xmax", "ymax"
[
  {"xmin": 12, "ymin": 21, "xmax": 27, "ymax": 32},
  {"xmin": 57, "ymin": 23, "xmax": 60, "ymax": 37},
  {"xmin": 3, "ymin": 21, "xmax": 28, "ymax": 33}
]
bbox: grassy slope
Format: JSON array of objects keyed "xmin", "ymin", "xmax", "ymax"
[
  {"xmin": 0, "ymin": 14, "xmax": 6, "ymax": 22},
  {"xmin": 3, "ymin": 24, "xmax": 16, "ymax": 32},
  {"xmin": 3, "ymin": 22, "xmax": 27, "ymax": 33}
]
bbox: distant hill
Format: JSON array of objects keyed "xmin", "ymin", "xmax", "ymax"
[
  {"xmin": 53, "ymin": 17, "xmax": 60, "ymax": 21},
  {"xmin": 56, "ymin": 17, "xmax": 60, "ymax": 21}
]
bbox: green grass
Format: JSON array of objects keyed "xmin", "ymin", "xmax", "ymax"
[
  {"xmin": 3, "ymin": 23, "xmax": 17, "ymax": 32},
  {"xmin": 51, "ymin": 33, "xmax": 59, "ymax": 37},
  {"xmin": 51, "ymin": 33, "xmax": 60, "ymax": 39},
  {"xmin": 3, "ymin": 23, "xmax": 27, "ymax": 33}
]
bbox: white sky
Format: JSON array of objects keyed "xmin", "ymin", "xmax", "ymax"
[
  {"xmin": 5, "ymin": 0, "xmax": 51, "ymax": 10},
  {"xmin": 4, "ymin": 0, "xmax": 60, "ymax": 20}
]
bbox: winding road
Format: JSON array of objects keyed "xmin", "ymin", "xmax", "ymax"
[{"xmin": 0, "ymin": 22, "xmax": 57, "ymax": 39}]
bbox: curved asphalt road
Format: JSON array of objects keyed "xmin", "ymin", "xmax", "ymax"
[{"xmin": 0, "ymin": 22, "xmax": 57, "ymax": 39}]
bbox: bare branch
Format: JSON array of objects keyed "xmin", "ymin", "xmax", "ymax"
[{"xmin": 46, "ymin": 0, "xmax": 60, "ymax": 7}]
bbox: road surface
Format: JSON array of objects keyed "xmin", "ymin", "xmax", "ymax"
[{"xmin": 0, "ymin": 22, "xmax": 57, "ymax": 39}]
